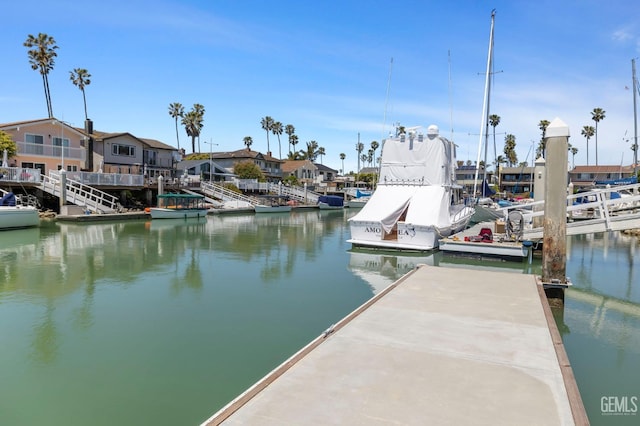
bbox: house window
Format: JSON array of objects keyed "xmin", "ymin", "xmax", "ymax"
[
  {"xmin": 52, "ymin": 137, "xmax": 70, "ymax": 158},
  {"xmin": 25, "ymin": 134, "xmax": 44, "ymax": 155},
  {"xmin": 112, "ymin": 144, "xmax": 135, "ymax": 157},
  {"xmin": 143, "ymin": 150, "xmax": 157, "ymax": 166}
]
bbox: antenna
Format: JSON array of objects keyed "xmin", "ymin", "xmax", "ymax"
[
  {"xmin": 382, "ymin": 57, "xmax": 394, "ymax": 141},
  {"xmin": 448, "ymin": 50, "xmax": 454, "ymax": 141}
]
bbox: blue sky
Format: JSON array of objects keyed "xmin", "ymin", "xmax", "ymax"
[{"xmin": 2, "ymin": 0, "xmax": 639, "ymax": 173}]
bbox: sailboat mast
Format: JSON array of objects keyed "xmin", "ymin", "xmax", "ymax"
[
  {"xmin": 472, "ymin": 9, "xmax": 496, "ymax": 198},
  {"xmin": 633, "ymin": 58, "xmax": 638, "ymax": 176}
]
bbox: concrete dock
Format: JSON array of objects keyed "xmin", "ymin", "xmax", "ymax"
[{"xmin": 202, "ymin": 265, "xmax": 587, "ymax": 425}]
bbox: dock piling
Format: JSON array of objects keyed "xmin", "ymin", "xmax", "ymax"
[{"xmin": 541, "ymin": 118, "xmax": 570, "ymax": 297}]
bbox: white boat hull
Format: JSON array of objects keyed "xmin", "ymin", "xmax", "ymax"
[
  {"xmin": 346, "ymin": 198, "xmax": 369, "ymax": 208},
  {"xmin": 0, "ymin": 206, "xmax": 40, "ymax": 230},
  {"xmin": 149, "ymin": 208, "xmax": 209, "ymax": 219},
  {"xmin": 348, "ymin": 210, "xmax": 473, "ymax": 251},
  {"xmin": 318, "ymin": 202, "xmax": 343, "ymax": 210},
  {"xmin": 254, "ymin": 205, "xmax": 292, "ymax": 213}
]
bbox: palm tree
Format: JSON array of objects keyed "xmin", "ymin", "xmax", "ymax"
[
  {"xmin": 581, "ymin": 125, "xmax": 595, "ymax": 166},
  {"xmin": 570, "ymin": 146, "xmax": 578, "ymax": 169},
  {"xmin": 591, "ymin": 107, "xmax": 606, "ymax": 165},
  {"xmin": 193, "ymin": 103, "xmax": 205, "ymax": 152},
  {"xmin": 489, "ymin": 114, "xmax": 500, "ymax": 168},
  {"xmin": 339, "ymin": 153, "xmax": 345, "ymax": 174},
  {"xmin": 181, "ymin": 104, "xmax": 205, "ymax": 153},
  {"xmin": 24, "ymin": 33, "xmax": 58, "ymax": 118},
  {"xmin": 272, "ymin": 121, "xmax": 283, "ymax": 159},
  {"xmin": 356, "ymin": 140, "xmax": 364, "ymax": 174},
  {"xmin": 243, "ymin": 136, "xmax": 253, "ymax": 150},
  {"xmin": 317, "ymin": 146, "xmax": 326, "ymax": 164},
  {"xmin": 360, "ymin": 154, "xmax": 368, "ymax": 168},
  {"xmin": 260, "ymin": 116, "xmax": 274, "ymax": 154},
  {"xmin": 285, "ymin": 124, "xmax": 295, "ymax": 154},
  {"xmin": 304, "ymin": 140, "xmax": 319, "ymax": 161},
  {"xmin": 289, "ymin": 134, "xmax": 299, "ymax": 155},
  {"xmin": 69, "ymin": 68, "xmax": 91, "ymax": 120},
  {"xmin": 370, "ymin": 140, "xmax": 379, "ymax": 165},
  {"xmin": 537, "ymin": 119, "xmax": 550, "ymax": 158},
  {"xmin": 168, "ymin": 102, "xmax": 184, "ymax": 150},
  {"xmin": 503, "ymin": 134, "xmax": 518, "ymax": 166}
]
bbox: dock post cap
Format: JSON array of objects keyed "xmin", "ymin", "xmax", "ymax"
[{"xmin": 545, "ymin": 118, "xmax": 570, "ymax": 138}]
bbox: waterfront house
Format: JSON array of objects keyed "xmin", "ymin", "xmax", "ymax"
[
  {"xmin": 0, "ymin": 118, "xmax": 178, "ymax": 182},
  {"xmin": 177, "ymin": 158, "xmax": 234, "ymax": 183},
  {"xmin": 281, "ymin": 160, "xmax": 318, "ymax": 185},
  {"xmin": 499, "ymin": 166, "xmax": 534, "ymax": 195},
  {"xmin": 0, "ymin": 118, "xmax": 88, "ymax": 175},
  {"xmin": 568, "ymin": 165, "xmax": 638, "ymax": 190},
  {"xmin": 92, "ymin": 131, "xmax": 176, "ymax": 180},
  {"xmin": 211, "ymin": 149, "xmax": 283, "ymax": 182},
  {"xmin": 315, "ymin": 163, "xmax": 339, "ymax": 183}
]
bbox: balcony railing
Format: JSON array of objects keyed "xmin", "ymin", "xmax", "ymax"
[{"xmin": 17, "ymin": 141, "xmax": 86, "ymax": 161}]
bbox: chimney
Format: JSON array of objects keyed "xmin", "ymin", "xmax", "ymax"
[{"xmin": 85, "ymin": 119, "xmax": 94, "ymax": 171}]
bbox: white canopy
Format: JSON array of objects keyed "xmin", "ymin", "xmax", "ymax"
[
  {"xmin": 377, "ymin": 133, "xmax": 455, "ymax": 186},
  {"xmin": 349, "ymin": 186, "xmax": 416, "ymax": 233}
]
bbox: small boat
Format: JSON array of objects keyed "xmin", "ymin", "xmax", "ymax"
[
  {"xmin": 254, "ymin": 195, "xmax": 292, "ymax": 213},
  {"xmin": 345, "ymin": 189, "xmax": 371, "ymax": 208},
  {"xmin": 0, "ymin": 192, "xmax": 40, "ymax": 230},
  {"xmin": 149, "ymin": 193, "xmax": 209, "ymax": 219},
  {"xmin": 318, "ymin": 195, "xmax": 344, "ymax": 210}
]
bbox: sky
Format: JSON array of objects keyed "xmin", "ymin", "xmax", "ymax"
[{"xmin": 2, "ymin": 0, "xmax": 640, "ymax": 174}]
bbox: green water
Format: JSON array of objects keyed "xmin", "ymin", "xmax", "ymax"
[{"xmin": 0, "ymin": 210, "xmax": 638, "ymax": 425}]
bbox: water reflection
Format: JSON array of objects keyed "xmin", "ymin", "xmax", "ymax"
[
  {"xmin": 0, "ymin": 210, "xmax": 355, "ymax": 367},
  {"xmin": 348, "ymin": 249, "xmax": 439, "ymax": 294},
  {"xmin": 1, "ymin": 213, "xmax": 638, "ymax": 426}
]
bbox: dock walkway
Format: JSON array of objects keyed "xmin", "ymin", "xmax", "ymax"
[{"xmin": 203, "ymin": 265, "xmax": 586, "ymax": 425}]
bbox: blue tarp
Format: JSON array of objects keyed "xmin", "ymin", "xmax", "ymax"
[
  {"xmin": 594, "ymin": 176, "xmax": 637, "ymax": 186},
  {"xmin": 0, "ymin": 192, "xmax": 16, "ymax": 206},
  {"xmin": 318, "ymin": 195, "xmax": 344, "ymax": 207},
  {"xmin": 481, "ymin": 179, "xmax": 495, "ymax": 197}
]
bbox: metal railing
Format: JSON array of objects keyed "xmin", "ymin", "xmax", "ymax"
[
  {"xmin": 200, "ymin": 181, "xmax": 262, "ymax": 206},
  {"xmin": 42, "ymin": 172, "xmax": 120, "ymax": 213},
  {"xmin": 233, "ymin": 179, "xmax": 322, "ymax": 204},
  {"xmin": 16, "ymin": 141, "xmax": 86, "ymax": 161},
  {"xmin": 0, "ymin": 166, "xmax": 42, "ymax": 183},
  {"xmin": 497, "ymin": 183, "xmax": 640, "ymax": 239},
  {"xmin": 64, "ymin": 171, "xmax": 144, "ymax": 187}
]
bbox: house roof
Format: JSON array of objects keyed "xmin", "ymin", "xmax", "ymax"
[
  {"xmin": 281, "ymin": 160, "xmax": 316, "ymax": 173},
  {"xmin": 314, "ymin": 163, "xmax": 338, "ymax": 173},
  {"xmin": 211, "ymin": 148, "xmax": 282, "ymax": 162},
  {"xmin": 570, "ymin": 165, "xmax": 636, "ymax": 173},
  {"xmin": 177, "ymin": 159, "xmax": 233, "ymax": 174},
  {"xmin": 0, "ymin": 117, "xmax": 177, "ymax": 152},
  {"xmin": 0, "ymin": 117, "xmax": 88, "ymax": 137}
]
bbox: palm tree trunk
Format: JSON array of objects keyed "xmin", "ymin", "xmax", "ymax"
[
  {"xmin": 44, "ymin": 75, "xmax": 53, "ymax": 118},
  {"xmin": 41, "ymin": 74, "xmax": 51, "ymax": 118},
  {"xmin": 174, "ymin": 119, "xmax": 180, "ymax": 150},
  {"xmin": 82, "ymin": 89, "xmax": 88, "ymax": 120},
  {"xmin": 595, "ymin": 124, "xmax": 599, "ymax": 166}
]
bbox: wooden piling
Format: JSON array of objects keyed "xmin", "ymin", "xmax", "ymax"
[{"xmin": 542, "ymin": 118, "xmax": 570, "ymax": 286}]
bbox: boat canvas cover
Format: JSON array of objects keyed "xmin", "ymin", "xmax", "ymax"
[
  {"xmin": 0, "ymin": 192, "xmax": 17, "ymax": 206},
  {"xmin": 349, "ymin": 186, "xmax": 416, "ymax": 233},
  {"xmin": 378, "ymin": 135, "xmax": 454, "ymax": 186},
  {"xmin": 404, "ymin": 186, "xmax": 452, "ymax": 228},
  {"xmin": 318, "ymin": 195, "xmax": 344, "ymax": 207}
]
